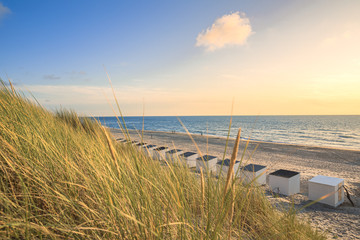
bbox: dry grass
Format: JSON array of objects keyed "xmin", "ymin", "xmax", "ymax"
[{"xmin": 0, "ymin": 81, "xmax": 325, "ymax": 239}]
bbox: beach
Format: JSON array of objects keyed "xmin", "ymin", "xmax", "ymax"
[{"xmin": 111, "ymin": 129, "xmax": 360, "ymax": 239}]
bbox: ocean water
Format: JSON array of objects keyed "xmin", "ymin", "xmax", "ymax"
[{"xmin": 96, "ymin": 115, "xmax": 360, "ymax": 150}]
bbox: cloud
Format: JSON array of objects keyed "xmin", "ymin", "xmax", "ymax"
[
  {"xmin": 196, "ymin": 12, "xmax": 253, "ymax": 51},
  {"xmin": 43, "ymin": 74, "xmax": 61, "ymax": 80},
  {"xmin": 0, "ymin": 2, "xmax": 11, "ymax": 21}
]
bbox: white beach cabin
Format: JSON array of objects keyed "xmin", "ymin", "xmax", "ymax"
[
  {"xmin": 152, "ymin": 146, "xmax": 169, "ymax": 160},
  {"xmin": 196, "ymin": 155, "xmax": 218, "ymax": 173},
  {"xmin": 178, "ymin": 152, "xmax": 199, "ymax": 167},
  {"xmin": 216, "ymin": 159, "xmax": 240, "ymax": 177},
  {"xmin": 268, "ymin": 169, "xmax": 300, "ymax": 196},
  {"xmin": 308, "ymin": 175, "xmax": 344, "ymax": 207},
  {"xmin": 240, "ymin": 164, "xmax": 267, "ymax": 185},
  {"xmin": 141, "ymin": 144, "xmax": 157, "ymax": 156},
  {"xmin": 135, "ymin": 142, "xmax": 147, "ymax": 150},
  {"xmin": 126, "ymin": 140, "xmax": 137, "ymax": 145},
  {"xmin": 165, "ymin": 149, "xmax": 184, "ymax": 162}
]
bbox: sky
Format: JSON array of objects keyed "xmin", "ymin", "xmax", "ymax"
[{"xmin": 1, "ymin": 0, "xmax": 360, "ymax": 116}]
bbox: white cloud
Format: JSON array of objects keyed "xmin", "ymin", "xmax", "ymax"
[
  {"xmin": 0, "ymin": 2, "xmax": 11, "ymax": 21},
  {"xmin": 196, "ymin": 12, "xmax": 253, "ymax": 51}
]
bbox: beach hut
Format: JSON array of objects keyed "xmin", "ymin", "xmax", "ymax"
[
  {"xmin": 152, "ymin": 146, "xmax": 169, "ymax": 160},
  {"xmin": 268, "ymin": 169, "xmax": 300, "ymax": 196},
  {"xmin": 135, "ymin": 142, "xmax": 147, "ymax": 149},
  {"xmin": 141, "ymin": 144, "xmax": 157, "ymax": 156},
  {"xmin": 178, "ymin": 152, "xmax": 199, "ymax": 167},
  {"xmin": 240, "ymin": 164, "xmax": 267, "ymax": 185},
  {"xmin": 308, "ymin": 175, "xmax": 344, "ymax": 207},
  {"xmin": 216, "ymin": 159, "xmax": 240, "ymax": 177},
  {"xmin": 124, "ymin": 140, "xmax": 137, "ymax": 145},
  {"xmin": 165, "ymin": 149, "xmax": 184, "ymax": 162},
  {"xmin": 196, "ymin": 155, "xmax": 218, "ymax": 173}
]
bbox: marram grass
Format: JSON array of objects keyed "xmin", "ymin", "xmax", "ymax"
[{"xmin": 0, "ymin": 82, "xmax": 325, "ymax": 239}]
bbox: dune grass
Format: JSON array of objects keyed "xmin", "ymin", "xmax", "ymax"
[{"xmin": 0, "ymin": 82, "xmax": 325, "ymax": 239}]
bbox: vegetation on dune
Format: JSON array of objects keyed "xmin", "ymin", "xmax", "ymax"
[{"xmin": 0, "ymin": 81, "xmax": 325, "ymax": 239}]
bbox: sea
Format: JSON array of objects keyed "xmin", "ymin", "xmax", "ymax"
[{"xmin": 96, "ymin": 115, "xmax": 360, "ymax": 150}]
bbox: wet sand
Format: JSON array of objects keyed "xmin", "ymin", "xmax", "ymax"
[{"xmin": 111, "ymin": 129, "xmax": 360, "ymax": 239}]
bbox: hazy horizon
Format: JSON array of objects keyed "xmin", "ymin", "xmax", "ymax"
[{"xmin": 93, "ymin": 114, "xmax": 360, "ymax": 117}]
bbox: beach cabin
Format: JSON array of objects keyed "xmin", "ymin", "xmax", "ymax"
[
  {"xmin": 178, "ymin": 152, "xmax": 199, "ymax": 167},
  {"xmin": 135, "ymin": 142, "xmax": 147, "ymax": 149},
  {"xmin": 165, "ymin": 149, "xmax": 184, "ymax": 162},
  {"xmin": 141, "ymin": 144, "xmax": 157, "ymax": 156},
  {"xmin": 268, "ymin": 169, "xmax": 300, "ymax": 196},
  {"xmin": 240, "ymin": 164, "xmax": 267, "ymax": 185},
  {"xmin": 308, "ymin": 175, "xmax": 344, "ymax": 207},
  {"xmin": 216, "ymin": 159, "xmax": 240, "ymax": 177},
  {"xmin": 152, "ymin": 146, "xmax": 169, "ymax": 160},
  {"xmin": 196, "ymin": 155, "xmax": 218, "ymax": 173}
]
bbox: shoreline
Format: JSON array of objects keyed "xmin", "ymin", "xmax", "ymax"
[
  {"xmin": 110, "ymin": 128, "xmax": 360, "ymax": 152},
  {"xmin": 111, "ymin": 128, "xmax": 360, "ymax": 239}
]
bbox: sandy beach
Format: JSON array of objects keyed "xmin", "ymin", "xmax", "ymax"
[{"xmin": 111, "ymin": 129, "xmax": 360, "ymax": 239}]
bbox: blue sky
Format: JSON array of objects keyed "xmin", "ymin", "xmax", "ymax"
[{"xmin": 1, "ymin": 1, "xmax": 360, "ymax": 116}]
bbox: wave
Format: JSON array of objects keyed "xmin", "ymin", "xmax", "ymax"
[
  {"xmin": 318, "ymin": 128, "xmax": 344, "ymax": 131},
  {"xmin": 96, "ymin": 116, "xmax": 360, "ymax": 150},
  {"xmin": 338, "ymin": 135, "xmax": 355, "ymax": 139}
]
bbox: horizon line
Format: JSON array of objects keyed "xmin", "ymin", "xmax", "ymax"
[{"xmin": 90, "ymin": 114, "xmax": 360, "ymax": 118}]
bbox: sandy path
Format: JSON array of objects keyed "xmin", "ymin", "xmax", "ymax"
[{"xmin": 111, "ymin": 129, "xmax": 360, "ymax": 239}]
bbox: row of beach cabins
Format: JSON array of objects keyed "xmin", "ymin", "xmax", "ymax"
[{"xmin": 116, "ymin": 138, "xmax": 346, "ymax": 208}]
